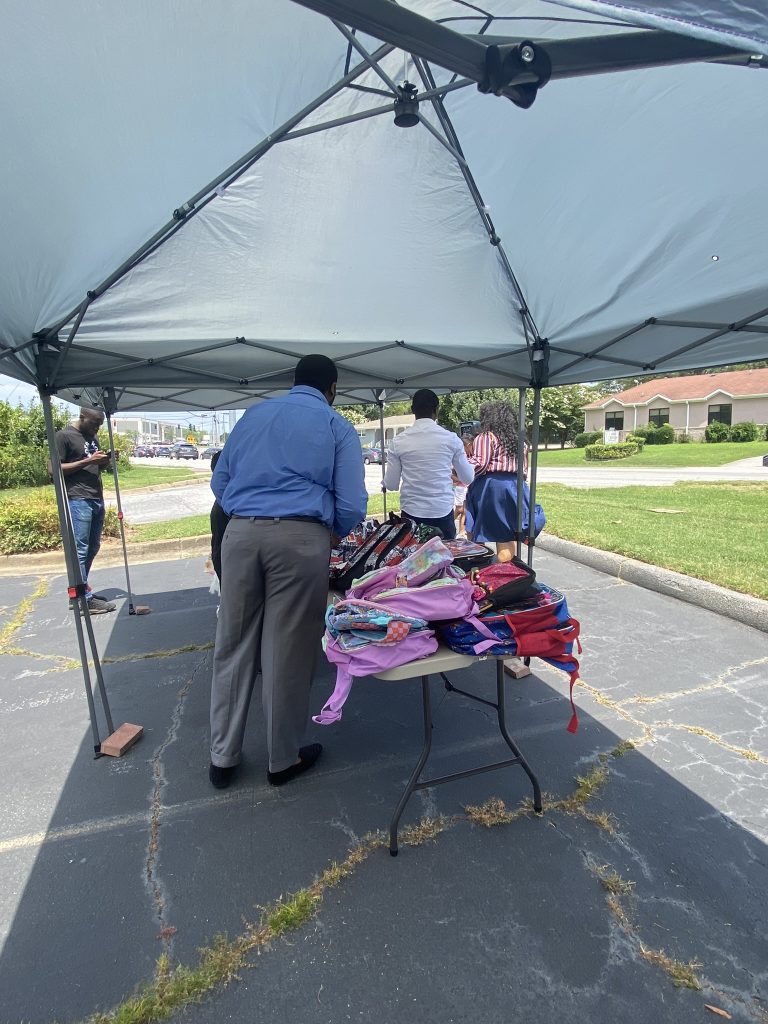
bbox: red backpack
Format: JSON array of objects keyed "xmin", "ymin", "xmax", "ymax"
[{"xmin": 471, "ymin": 558, "xmax": 537, "ymax": 611}]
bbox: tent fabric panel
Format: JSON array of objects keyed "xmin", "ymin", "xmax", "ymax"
[
  {"xmin": 0, "ymin": 0, "xmax": 347, "ymax": 346},
  {"xmin": 444, "ymin": 58, "xmax": 768, "ymax": 363},
  {"xmin": 550, "ymin": 1, "xmax": 768, "ymax": 55},
  {"xmin": 68, "ymin": 81, "xmax": 525, "ymax": 354}
]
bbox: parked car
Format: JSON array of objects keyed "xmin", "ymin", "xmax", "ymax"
[
  {"xmin": 133, "ymin": 445, "xmax": 155, "ymax": 457},
  {"xmin": 361, "ymin": 445, "xmax": 383, "ymax": 465},
  {"xmin": 201, "ymin": 446, "xmax": 223, "ymax": 460},
  {"xmin": 174, "ymin": 443, "xmax": 200, "ymax": 460},
  {"xmin": 154, "ymin": 445, "xmax": 173, "ymax": 457}
]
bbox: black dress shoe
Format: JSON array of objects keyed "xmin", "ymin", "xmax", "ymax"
[
  {"xmin": 209, "ymin": 763, "xmax": 238, "ymax": 789},
  {"xmin": 267, "ymin": 744, "xmax": 323, "ymax": 786}
]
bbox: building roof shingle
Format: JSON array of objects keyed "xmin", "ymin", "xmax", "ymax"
[{"xmin": 583, "ymin": 368, "xmax": 768, "ymax": 409}]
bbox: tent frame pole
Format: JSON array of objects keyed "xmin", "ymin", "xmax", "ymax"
[
  {"xmin": 40, "ymin": 392, "xmax": 114, "ymax": 753},
  {"xmin": 373, "ymin": 389, "xmax": 387, "ymax": 518},
  {"xmin": 103, "ymin": 393, "xmax": 137, "ymax": 615},
  {"xmin": 515, "ymin": 387, "xmax": 527, "ymax": 562},
  {"xmin": 526, "ymin": 388, "xmax": 542, "ymax": 569}
]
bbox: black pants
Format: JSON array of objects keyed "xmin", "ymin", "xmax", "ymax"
[
  {"xmin": 210, "ymin": 501, "xmax": 231, "ymax": 582},
  {"xmin": 401, "ymin": 509, "xmax": 457, "ymax": 540}
]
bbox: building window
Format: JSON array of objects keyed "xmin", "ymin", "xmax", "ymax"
[
  {"xmin": 605, "ymin": 412, "xmax": 624, "ymax": 430},
  {"xmin": 707, "ymin": 404, "xmax": 732, "ymax": 425},
  {"xmin": 648, "ymin": 408, "xmax": 670, "ymax": 426}
]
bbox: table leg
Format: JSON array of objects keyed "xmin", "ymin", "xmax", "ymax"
[
  {"xmin": 389, "ymin": 675, "xmax": 433, "ymax": 856},
  {"xmin": 495, "ymin": 660, "xmax": 542, "ymax": 813}
]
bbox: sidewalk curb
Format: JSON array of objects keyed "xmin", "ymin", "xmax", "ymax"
[
  {"xmin": 4, "ymin": 530, "xmax": 767, "ymax": 635},
  {"xmin": 0, "ymin": 535, "xmax": 212, "ymax": 576},
  {"xmin": 537, "ymin": 533, "xmax": 768, "ymax": 634}
]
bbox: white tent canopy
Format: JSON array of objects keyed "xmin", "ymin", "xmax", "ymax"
[{"xmin": 1, "ymin": 0, "xmax": 767, "ymax": 411}]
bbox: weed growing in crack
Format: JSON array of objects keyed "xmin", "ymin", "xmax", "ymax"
[
  {"xmin": 610, "ymin": 740, "xmax": 635, "ymax": 758},
  {"xmin": 594, "ymin": 864, "xmax": 635, "ymax": 896},
  {"xmin": 0, "ymin": 576, "xmax": 48, "ymax": 653},
  {"xmin": 639, "ymin": 946, "xmax": 702, "ymax": 990},
  {"xmin": 464, "ymin": 797, "xmax": 536, "ymax": 828}
]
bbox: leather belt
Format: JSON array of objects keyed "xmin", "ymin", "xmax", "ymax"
[{"xmin": 231, "ymin": 515, "xmax": 326, "ymax": 527}]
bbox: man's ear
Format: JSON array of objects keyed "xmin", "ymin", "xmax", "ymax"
[{"xmin": 328, "ymin": 381, "xmax": 337, "ymax": 405}]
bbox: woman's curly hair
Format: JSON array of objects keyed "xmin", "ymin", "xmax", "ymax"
[{"xmin": 478, "ymin": 400, "xmax": 521, "ymax": 457}]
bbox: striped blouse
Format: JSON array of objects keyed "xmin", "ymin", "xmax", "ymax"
[{"xmin": 468, "ymin": 431, "xmax": 528, "ymax": 476}]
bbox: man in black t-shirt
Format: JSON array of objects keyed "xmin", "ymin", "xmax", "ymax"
[{"xmin": 53, "ymin": 407, "xmax": 116, "ymax": 613}]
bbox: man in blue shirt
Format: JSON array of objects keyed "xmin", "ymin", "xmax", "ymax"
[{"xmin": 208, "ymin": 355, "xmax": 368, "ymax": 789}]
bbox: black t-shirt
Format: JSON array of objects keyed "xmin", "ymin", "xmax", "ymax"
[{"xmin": 55, "ymin": 425, "xmax": 103, "ymax": 500}]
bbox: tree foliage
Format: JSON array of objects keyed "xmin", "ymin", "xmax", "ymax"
[{"xmin": 0, "ymin": 399, "xmax": 68, "ymax": 489}]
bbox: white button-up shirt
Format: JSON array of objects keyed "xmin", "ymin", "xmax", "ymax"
[{"xmin": 383, "ymin": 418, "xmax": 475, "ymax": 518}]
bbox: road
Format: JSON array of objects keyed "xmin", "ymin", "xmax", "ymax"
[{"xmin": 114, "ymin": 458, "xmax": 766, "ymax": 524}]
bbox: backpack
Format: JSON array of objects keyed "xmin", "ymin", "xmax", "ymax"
[
  {"xmin": 471, "ymin": 558, "xmax": 537, "ymax": 610},
  {"xmin": 347, "ymin": 536, "xmax": 455, "ymax": 600},
  {"xmin": 330, "ymin": 516, "xmax": 419, "ymax": 591},
  {"xmin": 439, "ymin": 584, "xmax": 581, "ymax": 733}
]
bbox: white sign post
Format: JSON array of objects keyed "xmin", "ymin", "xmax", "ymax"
[{"xmin": 603, "ymin": 429, "xmax": 620, "ymax": 444}]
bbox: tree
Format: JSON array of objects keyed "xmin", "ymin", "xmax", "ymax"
[
  {"xmin": 0, "ymin": 399, "xmax": 69, "ymax": 489},
  {"xmin": 337, "ymin": 406, "xmax": 365, "ymax": 426},
  {"xmin": 536, "ymin": 385, "xmax": 590, "ymax": 448}
]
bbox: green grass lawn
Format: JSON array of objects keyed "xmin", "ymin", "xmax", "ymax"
[
  {"xmin": 104, "ymin": 465, "xmax": 199, "ymax": 490},
  {"xmin": 0, "ymin": 465, "xmax": 199, "ymax": 505},
  {"xmin": 537, "ymin": 481, "xmax": 768, "ymax": 599},
  {"xmin": 129, "ymin": 483, "xmax": 768, "ymax": 598},
  {"xmin": 535, "ymin": 439, "xmax": 767, "ymax": 468},
  {"xmin": 129, "ymin": 492, "xmax": 403, "ymax": 543}
]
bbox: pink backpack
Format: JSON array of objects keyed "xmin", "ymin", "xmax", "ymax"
[{"xmin": 313, "ymin": 630, "xmax": 438, "ymax": 725}]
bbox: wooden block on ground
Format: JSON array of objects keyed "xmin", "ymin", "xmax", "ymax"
[
  {"xmin": 133, "ymin": 605, "xmax": 151, "ymax": 615},
  {"xmin": 504, "ymin": 658, "xmax": 531, "ymax": 679},
  {"xmin": 101, "ymin": 722, "xmax": 143, "ymax": 757}
]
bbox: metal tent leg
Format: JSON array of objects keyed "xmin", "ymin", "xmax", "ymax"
[
  {"xmin": 41, "ymin": 392, "xmax": 114, "ymax": 753},
  {"xmin": 104, "ymin": 402, "xmax": 136, "ymax": 614}
]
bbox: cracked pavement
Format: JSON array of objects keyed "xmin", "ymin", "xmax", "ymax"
[{"xmin": 0, "ymin": 552, "xmax": 766, "ymax": 1023}]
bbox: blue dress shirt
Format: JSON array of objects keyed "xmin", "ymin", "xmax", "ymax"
[{"xmin": 211, "ymin": 386, "xmax": 368, "ymax": 537}]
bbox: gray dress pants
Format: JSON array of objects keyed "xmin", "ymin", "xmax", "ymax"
[{"xmin": 210, "ymin": 517, "xmax": 331, "ymax": 773}]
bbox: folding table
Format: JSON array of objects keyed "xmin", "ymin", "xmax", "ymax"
[{"xmin": 374, "ymin": 644, "xmax": 543, "ymax": 855}]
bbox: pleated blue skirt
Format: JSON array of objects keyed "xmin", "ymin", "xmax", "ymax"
[{"xmin": 465, "ymin": 472, "xmax": 532, "ymax": 542}]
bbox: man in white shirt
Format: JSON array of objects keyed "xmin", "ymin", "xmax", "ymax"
[{"xmin": 383, "ymin": 389, "xmax": 475, "ymax": 539}]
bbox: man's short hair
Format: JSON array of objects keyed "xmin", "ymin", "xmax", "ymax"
[
  {"xmin": 294, "ymin": 354, "xmax": 338, "ymax": 393},
  {"xmin": 411, "ymin": 389, "xmax": 439, "ymax": 418},
  {"xmin": 79, "ymin": 406, "xmax": 104, "ymax": 424}
]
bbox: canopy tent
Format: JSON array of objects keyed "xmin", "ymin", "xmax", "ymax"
[
  {"xmin": 1, "ymin": 0, "xmax": 767, "ymax": 753},
  {"xmin": 1, "ymin": 0, "xmax": 767, "ymax": 413}
]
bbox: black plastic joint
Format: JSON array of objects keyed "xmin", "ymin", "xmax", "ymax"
[
  {"xmin": 239, "ymin": 378, "xmax": 248, "ymax": 385},
  {"xmin": 490, "ymin": 234, "xmax": 501, "ymax": 246},
  {"xmin": 646, "ymin": 316, "xmax": 657, "ymax": 325},
  {"xmin": 86, "ymin": 290, "xmax": 97, "ymax": 300}
]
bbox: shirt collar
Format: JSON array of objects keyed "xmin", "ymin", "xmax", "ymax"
[{"xmin": 290, "ymin": 385, "xmax": 330, "ymax": 404}]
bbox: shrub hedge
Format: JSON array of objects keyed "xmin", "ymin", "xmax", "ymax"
[
  {"xmin": 0, "ymin": 493, "xmax": 120, "ymax": 555},
  {"xmin": 585, "ymin": 441, "xmax": 641, "ymax": 460},
  {"xmin": 728, "ymin": 421, "xmax": 759, "ymax": 442},
  {"xmin": 574, "ymin": 430, "xmax": 602, "ymax": 448},
  {"xmin": 705, "ymin": 420, "xmax": 730, "ymax": 443}
]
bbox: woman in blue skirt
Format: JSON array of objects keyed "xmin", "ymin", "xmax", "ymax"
[{"xmin": 465, "ymin": 400, "xmax": 529, "ymax": 563}]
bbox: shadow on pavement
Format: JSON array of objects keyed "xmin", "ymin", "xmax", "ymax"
[{"xmin": 0, "ymin": 554, "xmax": 766, "ymax": 1024}]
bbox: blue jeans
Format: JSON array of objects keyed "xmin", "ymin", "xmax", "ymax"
[{"xmin": 69, "ymin": 499, "xmax": 105, "ymax": 596}]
